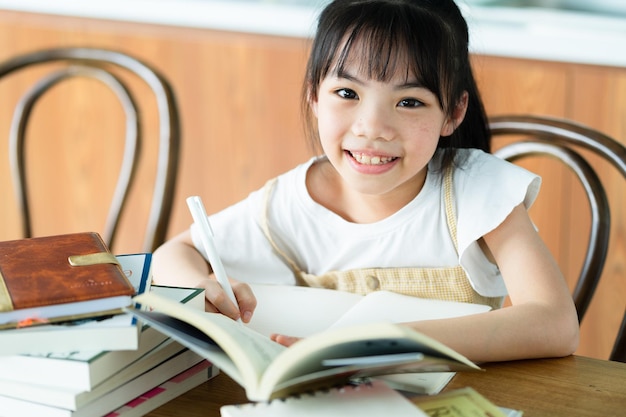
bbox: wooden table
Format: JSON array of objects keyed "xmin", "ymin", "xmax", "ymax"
[{"xmin": 145, "ymin": 356, "xmax": 626, "ymax": 417}]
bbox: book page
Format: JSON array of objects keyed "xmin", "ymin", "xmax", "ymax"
[
  {"xmin": 246, "ymin": 284, "xmax": 363, "ymax": 337},
  {"xmin": 330, "ymin": 291, "xmax": 491, "ymax": 329},
  {"xmin": 130, "ymin": 292, "xmax": 286, "ymax": 395},
  {"xmin": 246, "ymin": 285, "xmax": 490, "ymax": 336},
  {"xmin": 221, "ymin": 380, "xmax": 427, "ymax": 417},
  {"xmin": 412, "ymin": 387, "xmax": 511, "ymax": 417}
]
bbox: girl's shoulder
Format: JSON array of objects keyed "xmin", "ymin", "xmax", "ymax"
[
  {"xmin": 453, "ymin": 149, "xmax": 541, "ymax": 233},
  {"xmin": 451, "ymin": 149, "xmax": 539, "ymax": 195},
  {"xmin": 247, "ymin": 156, "xmax": 322, "ymax": 219},
  {"xmin": 455, "ymin": 148, "xmax": 524, "ymax": 177}
]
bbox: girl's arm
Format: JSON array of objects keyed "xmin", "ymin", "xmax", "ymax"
[
  {"xmin": 151, "ymin": 230, "xmax": 257, "ymax": 323},
  {"xmin": 405, "ymin": 203, "xmax": 580, "ymax": 362}
]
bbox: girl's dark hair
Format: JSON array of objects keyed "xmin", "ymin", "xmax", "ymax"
[{"xmin": 302, "ymin": 0, "xmax": 491, "ymax": 169}]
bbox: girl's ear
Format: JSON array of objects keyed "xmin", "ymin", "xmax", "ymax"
[{"xmin": 441, "ymin": 91, "xmax": 469, "ymax": 137}]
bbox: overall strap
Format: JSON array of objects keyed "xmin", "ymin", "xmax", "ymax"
[
  {"xmin": 259, "ymin": 178, "xmax": 307, "ymax": 283},
  {"xmin": 443, "ymin": 166, "xmax": 459, "ymax": 253}
]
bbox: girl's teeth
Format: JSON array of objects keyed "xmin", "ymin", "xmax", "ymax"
[{"xmin": 351, "ymin": 152, "xmax": 394, "ymax": 165}]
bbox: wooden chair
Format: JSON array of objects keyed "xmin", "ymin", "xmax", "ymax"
[
  {"xmin": 612, "ymin": 312, "xmax": 626, "ymax": 362},
  {"xmin": 0, "ymin": 47, "xmax": 180, "ymax": 252},
  {"xmin": 489, "ymin": 115, "xmax": 626, "ymax": 362}
]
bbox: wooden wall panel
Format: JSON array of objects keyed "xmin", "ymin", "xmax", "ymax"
[
  {"xmin": 569, "ymin": 65, "xmax": 626, "ymax": 360},
  {"xmin": 0, "ymin": 11, "xmax": 312, "ymax": 254}
]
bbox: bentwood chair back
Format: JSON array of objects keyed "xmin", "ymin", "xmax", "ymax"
[
  {"xmin": 489, "ymin": 115, "xmax": 626, "ymax": 362},
  {"xmin": 0, "ymin": 47, "xmax": 180, "ymax": 252}
]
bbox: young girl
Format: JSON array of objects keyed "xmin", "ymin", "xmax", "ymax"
[{"xmin": 153, "ymin": 0, "xmax": 579, "ymax": 362}]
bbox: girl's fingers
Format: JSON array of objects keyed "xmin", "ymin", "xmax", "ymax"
[
  {"xmin": 203, "ymin": 278, "xmax": 257, "ymax": 322},
  {"xmin": 270, "ymin": 334, "xmax": 301, "ymax": 347},
  {"xmin": 232, "ymin": 281, "xmax": 257, "ymax": 323}
]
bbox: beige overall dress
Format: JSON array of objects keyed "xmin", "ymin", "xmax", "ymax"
[{"xmin": 259, "ymin": 167, "xmax": 503, "ymax": 310}]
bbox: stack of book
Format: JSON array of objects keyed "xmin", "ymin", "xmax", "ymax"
[{"xmin": 0, "ymin": 233, "xmax": 218, "ymax": 416}]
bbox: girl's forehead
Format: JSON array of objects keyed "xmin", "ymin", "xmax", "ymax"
[{"xmin": 330, "ymin": 38, "xmax": 418, "ymax": 83}]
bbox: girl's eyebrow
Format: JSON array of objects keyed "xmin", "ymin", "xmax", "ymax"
[
  {"xmin": 396, "ymin": 81, "xmax": 426, "ymax": 90},
  {"xmin": 337, "ymin": 71, "xmax": 425, "ymax": 90},
  {"xmin": 335, "ymin": 71, "xmax": 362, "ymax": 84}
]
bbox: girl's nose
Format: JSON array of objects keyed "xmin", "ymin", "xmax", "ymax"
[{"xmin": 351, "ymin": 102, "xmax": 395, "ymax": 141}]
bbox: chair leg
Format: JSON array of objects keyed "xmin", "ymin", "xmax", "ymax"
[{"xmin": 610, "ymin": 309, "xmax": 626, "ymax": 363}]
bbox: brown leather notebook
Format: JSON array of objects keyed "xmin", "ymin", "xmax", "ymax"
[{"xmin": 0, "ymin": 232, "xmax": 135, "ymax": 329}]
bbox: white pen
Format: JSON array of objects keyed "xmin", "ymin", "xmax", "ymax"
[{"xmin": 186, "ymin": 195, "xmax": 241, "ymax": 322}]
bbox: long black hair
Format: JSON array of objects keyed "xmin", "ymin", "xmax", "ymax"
[{"xmin": 302, "ymin": 0, "xmax": 490, "ymax": 169}]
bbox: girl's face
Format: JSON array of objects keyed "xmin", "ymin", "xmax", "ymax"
[{"xmin": 311, "ymin": 57, "xmax": 466, "ymax": 200}]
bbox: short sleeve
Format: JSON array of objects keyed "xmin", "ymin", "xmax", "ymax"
[{"xmin": 455, "ymin": 150, "xmax": 542, "ymax": 297}]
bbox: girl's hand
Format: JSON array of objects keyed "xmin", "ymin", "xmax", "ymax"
[
  {"xmin": 270, "ymin": 333, "xmax": 301, "ymax": 347},
  {"xmin": 152, "ymin": 230, "xmax": 257, "ymax": 323},
  {"xmin": 203, "ymin": 275, "xmax": 257, "ymax": 323}
]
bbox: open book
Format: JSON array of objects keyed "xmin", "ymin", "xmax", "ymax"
[
  {"xmin": 246, "ymin": 283, "xmax": 492, "ymax": 394},
  {"xmin": 246, "ymin": 283, "xmax": 491, "ymax": 337},
  {"xmin": 128, "ymin": 292, "xmax": 480, "ymax": 401}
]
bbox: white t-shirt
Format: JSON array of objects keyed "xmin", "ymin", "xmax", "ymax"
[{"xmin": 192, "ymin": 148, "xmax": 541, "ymax": 298}]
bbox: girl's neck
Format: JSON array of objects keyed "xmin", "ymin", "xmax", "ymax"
[{"xmin": 306, "ymin": 159, "xmax": 427, "ymax": 224}]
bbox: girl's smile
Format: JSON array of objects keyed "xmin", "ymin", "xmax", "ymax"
[{"xmin": 345, "ymin": 150, "xmax": 400, "ymax": 174}]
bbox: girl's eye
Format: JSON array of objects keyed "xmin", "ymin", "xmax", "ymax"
[
  {"xmin": 398, "ymin": 98, "xmax": 423, "ymax": 108},
  {"xmin": 336, "ymin": 88, "xmax": 358, "ymax": 100}
]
